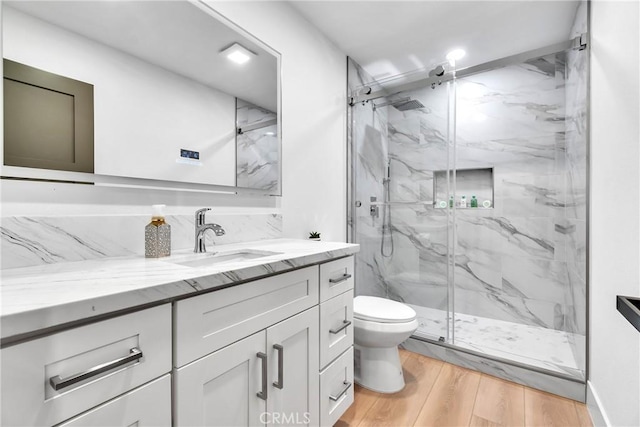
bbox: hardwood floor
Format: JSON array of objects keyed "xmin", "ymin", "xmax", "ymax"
[{"xmin": 336, "ymin": 349, "xmax": 593, "ymax": 427}]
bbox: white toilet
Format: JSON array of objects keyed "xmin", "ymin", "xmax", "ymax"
[{"xmin": 353, "ymin": 295, "xmax": 419, "ymax": 393}]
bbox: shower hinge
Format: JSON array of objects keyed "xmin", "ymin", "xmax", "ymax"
[{"xmin": 573, "ymin": 33, "xmax": 588, "ymax": 50}]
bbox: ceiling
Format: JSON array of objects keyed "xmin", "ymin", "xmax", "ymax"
[{"xmin": 289, "ymin": 1, "xmax": 580, "ymax": 83}]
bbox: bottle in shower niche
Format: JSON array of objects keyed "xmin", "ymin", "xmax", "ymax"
[
  {"xmin": 470, "ymin": 195, "xmax": 478, "ymax": 208},
  {"xmin": 460, "ymin": 195, "xmax": 467, "ymax": 208},
  {"xmin": 145, "ymin": 204, "xmax": 171, "ymax": 258}
]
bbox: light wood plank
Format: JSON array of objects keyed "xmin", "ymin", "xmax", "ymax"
[
  {"xmin": 339, "ymin": 351, "xmax": 589, "ymax": 427},
  {"xmin": 358, "ymin": 352, "xmax": 444, "ymax": 427},
  {"xmin": 473, "ymin": 374, "xmax": 525, "ymax": 426},
  {"xmin": 524, "ymin": 388, "xmax": 582, "ymax": 427},
  {"xmin": 334, "ymin": 385, "xmax": 379, "ymax": 427},
  {"xmin": 470, "ymin": 415, "xmax": 502, "ymax": 427},
  {"xmin": 413, "ymin": 363, "xmax": 482, "ymax": 426},
  {"xmin": 574, "ymin": 402, "xmax": 594, "ymax": 427}
]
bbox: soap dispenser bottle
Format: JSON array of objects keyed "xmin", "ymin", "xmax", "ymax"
[
  {"xmin": 145, "ymin": 204, "xmax": 171, "ymax": 258},
  {"xmin": 460, "ymin": 196, "xmax": 467, "ymax": 208},
  {"xmin": 470, "ymin": 195, "xmax": 478, "ymax": 208}
]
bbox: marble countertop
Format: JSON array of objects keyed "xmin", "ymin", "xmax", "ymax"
[{"xmin": 1, "ymin": 239, "xmax": 359, "ymax": 342}]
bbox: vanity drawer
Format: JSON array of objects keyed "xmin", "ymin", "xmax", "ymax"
[
  {"xmin": 58, "ymin": 374, "xmax": 171, "ymax": 426},
  {"xmin": 175, "ymin": 266, "xmax": 319, "ymax": 366},
  {"xmin": 319, "ymin": 256, "xmax": 354, "ymax": 302},
  {"xmin": 320, "ymin": 347, "xmax": 354, "ymax": 427},
  {"xmin": 320, "ymin": 289, "xmax": 354, "ymax": 369},
  {"xmin": 0, "ymin": 304, "xmax": 172, "ymax": 427}
]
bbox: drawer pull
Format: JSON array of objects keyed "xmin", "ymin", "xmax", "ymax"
[
  {"xmin": 49, "ymin": 347, "xmax": 143, "ymax": 391},
  {"xmin": 329, "ymin": 381, "xmax": 352, "ymax": 402},
  {"xmin": 273, "ymin": 344, "xmax": 284, "ymax": 389},
  {"xmin": 329, "ymin": 320, "xmax": 352, "ymax": 334},
  {"xmin": 329, "ymin": 274, "xmax": 352, "ymax": 284},
  {"xmin": 257, "ymin": 352, "xmax": 268, "ymax": 400}
]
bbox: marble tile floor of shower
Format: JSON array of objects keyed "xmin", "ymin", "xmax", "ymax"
[{"xmin": 407, "ymin": 304, "xmax": 585, "ymax": 381}]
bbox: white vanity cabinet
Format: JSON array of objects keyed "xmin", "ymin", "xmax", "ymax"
[
  {"xmin": 175, "ymin": 307, "xmax": 319, "ymax": 426},
  {"xmin": 174, "ymin": 266, "xmax": 320, "ymax": 426},
  {"xmin": 1, "ymin": 253, "xmax": 357, "ymax": 427},
  {"xmin": 0, "ymin": 304, "xmax": 172, "ymax": 426}
]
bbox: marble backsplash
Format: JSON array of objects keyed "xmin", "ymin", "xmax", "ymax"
[{"xmin": 1, "ymin": 212, "xmax": 282, "ymax": 269}]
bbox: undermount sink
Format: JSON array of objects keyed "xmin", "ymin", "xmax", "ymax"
[{"xmin": 171, "ymin": 249, "xmax": 282, "ymax": 268}]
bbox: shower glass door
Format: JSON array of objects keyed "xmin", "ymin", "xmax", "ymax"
[
  {"xmin": 349, "ymin": 8, "xmax": 588, "ymax": 384},
  {"xmin": 349, "ymin": 67, "xmax": 456, "ymax": 343},
  {"xmin": 450, "ymin": 50, "xmax": 587, "ymax": 380}
]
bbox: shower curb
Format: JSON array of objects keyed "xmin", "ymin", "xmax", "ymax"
[{"xmin": 401, "ymin": 336, "xmax": 587, "ymax": 402}]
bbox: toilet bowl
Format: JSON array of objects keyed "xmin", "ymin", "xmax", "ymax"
[{"xmin": 353, "ymin": 296, "xmax": 418, "ymax": 393}]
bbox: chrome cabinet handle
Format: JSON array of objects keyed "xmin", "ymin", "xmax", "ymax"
[
  {"xmin": 257, "ymin": 352, "xmax": 268, "ymax": 400},
  {"xmin": 49, "ymin": 347, "xmax": 143, "ymax": 391},
  {"xmin": 329, "ymin": 320, "xmax": 352, "ymax": 334},
  {"xmin": 273, "ymin": 344, "xmax": 284, "ymax": 389},
  {"xmin": 329, "ymin": 273, "xmax": 352, "ymax": 284},
  {"xmin": 329, "ymin": 381, "xmax": 352, "ymax": 401}
]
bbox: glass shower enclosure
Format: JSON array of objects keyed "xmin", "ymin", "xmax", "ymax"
[{"xmin": 347, "ymin": 16, "xmax": 588, "ymax": 397}]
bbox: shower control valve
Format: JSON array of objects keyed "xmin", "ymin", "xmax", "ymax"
[{"xmin": 369, "ymin": 196, "xmax": 379, "ymax": 218}]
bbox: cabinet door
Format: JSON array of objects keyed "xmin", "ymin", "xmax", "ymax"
[
  {"xmin": 58, "ymin": 375, "xmax": 171, "ymax": 426},
  {"xmin": 175, "ymin": 332, "xmax": 266, "ymax": 427},
  {"xmin": 266, "ymin": 307, "xmax": 320, "ymax": 427}
]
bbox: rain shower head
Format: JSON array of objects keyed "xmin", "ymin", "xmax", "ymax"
[
  {"xmin": 373, "ymin": 97, "xmax": 425, "ymax": 111},
  {"xmin": 391, "ymin": 99, "xmax": 424, "ymax": 111}
]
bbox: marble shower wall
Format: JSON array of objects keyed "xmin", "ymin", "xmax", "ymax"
[
  {"xmin": 386, "ymin": 54, "xmax": 585, "ymax": 334},
  {"xmin": 350, "ymin": 45, "xmax": 588, "ymax": 350},
  {"xmin": 236, "ymin": 100, "xmax": 279, "ymax": 192},
  {"xmin": 1, "ymin": 213, "xmax": 282, "ymax": 269}
]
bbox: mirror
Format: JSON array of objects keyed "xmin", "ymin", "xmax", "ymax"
[{"xmin": 2, "ymin": 0, "xmax": 281, "ymax": 194}]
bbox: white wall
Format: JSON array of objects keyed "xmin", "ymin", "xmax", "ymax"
[
  {"xmin": 589, "ymin": 1, "xmax": 640, "ymax": 425},
  {"xmin": 1, "ymin": 2, "xmax": 347, "ymax": 241},
  {"xmin": 206, "ymin": 1, "xmax": 347, "ymax": 241}
]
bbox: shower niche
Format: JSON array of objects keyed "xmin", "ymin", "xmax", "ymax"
[{"xmin": 433, "ymin": 167, "xmax": 494, "ymax": 209}]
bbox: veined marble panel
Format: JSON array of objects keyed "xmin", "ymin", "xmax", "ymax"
[
  {"xmin": 1, "ymin": 213, "xmax": 282, "ymax": 269},
  {"xmin": 1, "ymin": 239, "xmax": 359, "ymax": 339},
  {"xmin": 236, "ymin": 101, "xmax": 279, "ymax": 192}
]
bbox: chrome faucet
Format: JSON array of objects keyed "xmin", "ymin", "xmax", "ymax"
[{"xmin": 194, "ymin": 208, "xmax": 225, "ymax": 253}]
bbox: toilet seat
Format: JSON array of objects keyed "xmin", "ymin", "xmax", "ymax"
[{"xmin": 354, "ymin": 296, "xmax": 417, "ymax": 324}]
